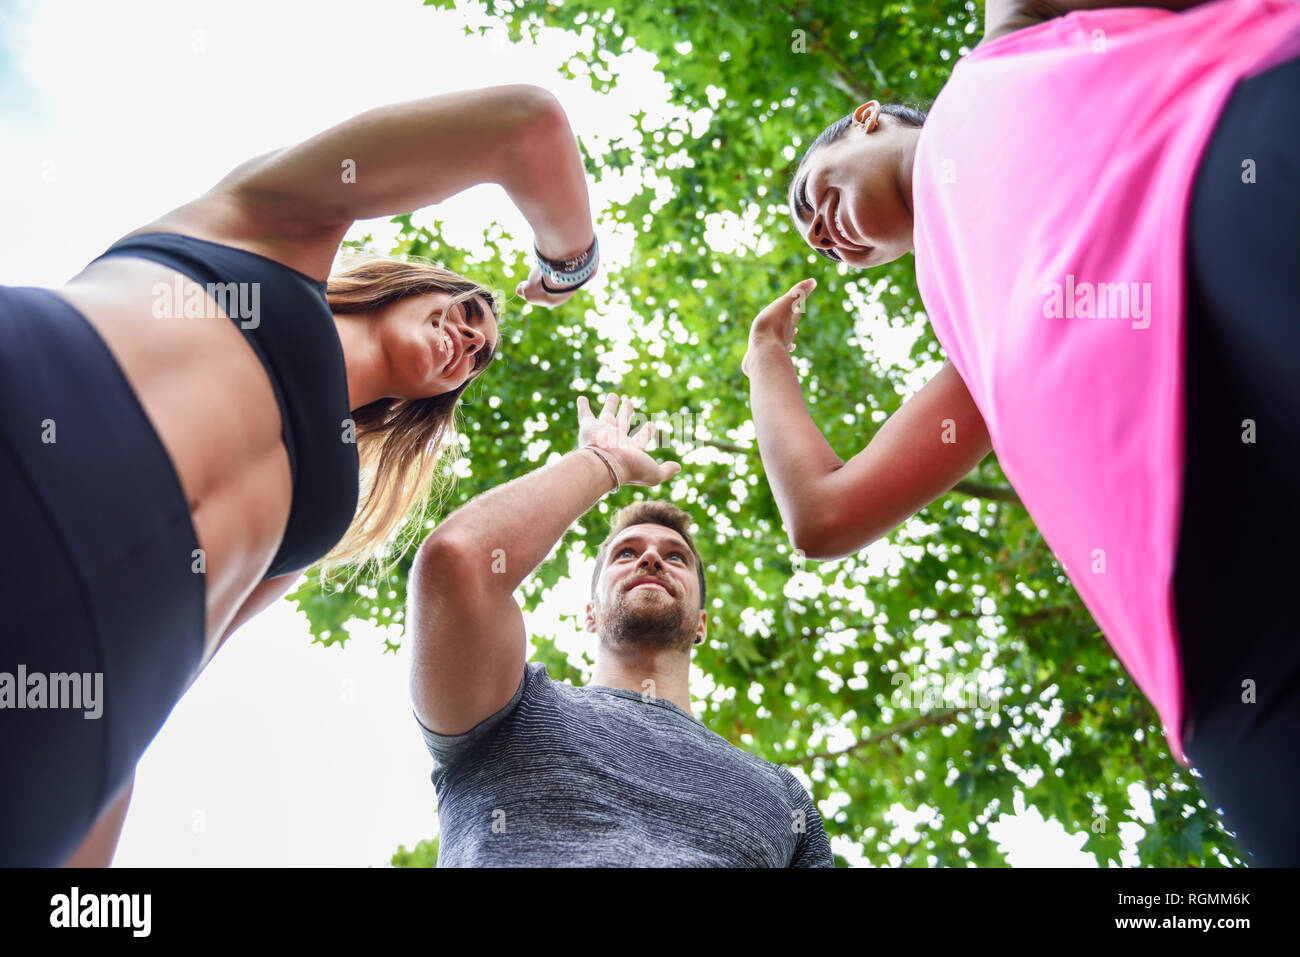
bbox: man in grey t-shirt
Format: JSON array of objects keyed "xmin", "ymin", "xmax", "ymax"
[{"xmin": 407, "ymin": 394, "xmax": 834, "ymax": 867}]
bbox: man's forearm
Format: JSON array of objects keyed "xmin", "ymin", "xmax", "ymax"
[{"xmin": 422, "ymin": 449, "xmax": 614, "ymax": 595}]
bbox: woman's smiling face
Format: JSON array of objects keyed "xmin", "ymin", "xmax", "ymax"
[
  {"xmin": 788, "ymin": 102, "xmax": 919, "ymax": 269},
  {"xmin": 382, "ymin": 291, "xmax": 499, "ymax": 400}
]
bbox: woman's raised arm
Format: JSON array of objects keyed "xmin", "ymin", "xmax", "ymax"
[
  {"xmin": 211, "ymin": 84, "xmax": 594, "ymax": 271},
  {"xmin": 744, "ymin": 281, "xmax": 993, "ymax": 561}
]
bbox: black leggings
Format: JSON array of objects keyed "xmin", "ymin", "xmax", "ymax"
[
  {"xmin": 0, "ymin": 286, "xmax": 204, "ymax": 866},
  {"xmin": 1174, "ymin": 51, "xmax": 1300, "ymax": 866}
]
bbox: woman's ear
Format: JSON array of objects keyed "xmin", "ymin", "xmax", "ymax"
[{"xmin": 853, "ymin": 100, "xmax": 881, "ymax": 131}]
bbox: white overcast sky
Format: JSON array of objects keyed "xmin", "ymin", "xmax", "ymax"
[{"xmin": 0, "ymin": 0, "xmax": 1144, "ymax": 866}]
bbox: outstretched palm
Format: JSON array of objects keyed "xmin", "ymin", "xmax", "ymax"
[{"xmin": 576, "ymin": 394, "xmax": 681, "ymax": 487}]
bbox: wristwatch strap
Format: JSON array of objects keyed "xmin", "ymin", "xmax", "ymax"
[{"xmin": 535, "ymin": 235, "xmax": 599, "ymax": 290}]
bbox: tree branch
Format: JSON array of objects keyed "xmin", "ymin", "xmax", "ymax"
[
  {"xmin": 688, "ymin": 436, "xmax": 749, "ymax": 455},
  {"xmin": 950, "ymin": 479, "xmax": 1022, "ymax": 505},
  {"xmin": 774, "ymin": 669, "xmax": 1065, "ymax": 769},
  {"xmin": 819, "ymin": 67, "xmax": 874, "ymax": 104},
  {"xmin": 684, "ymin": 441, "xmax": 1023, "ymax": 515},
  {"xmin": 686, "ymin": 439, "xmax": 1027, "ymax": 511},
  {"xmin": 777, "ymin": 0, "xmax": 878, "ymax": 103},
  {"xmin": 776, "ymin": 707, "xmax": 970, "ymax": 766},
  {"xmin": 1014, "ymin": 605, "xmax": 1072, "ymax": 628},
  {"xmin": 913, "ymin": 604, "xmax": 1074, "ymax": 628}
]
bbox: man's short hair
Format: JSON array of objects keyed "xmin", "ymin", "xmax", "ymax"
[{"xmin": 590, "ymin": 501, "xmax": 707, "ymax": 608}]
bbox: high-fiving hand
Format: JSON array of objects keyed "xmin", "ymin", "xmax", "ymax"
[
  {"xmin": 576, "ymin": 394, "xmax": 681, "ymax": 487},
  {"xmin": 741, "ymin": 278, "xmax": 816, "ymax": 377}
]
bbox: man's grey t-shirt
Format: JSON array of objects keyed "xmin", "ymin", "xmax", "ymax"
[{"xmin": 417, "ymin": 661, "xmax": 834, "ymax": 867}]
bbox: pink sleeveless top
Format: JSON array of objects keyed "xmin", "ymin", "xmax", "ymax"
[{"xmin": 912, "ymin": 0, "xmax": 1300, "ymax": 763}]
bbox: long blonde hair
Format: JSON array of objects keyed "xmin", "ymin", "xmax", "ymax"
[{"xmin": 319, "ymin": 255, "xmax": 500, "ymax": 578}]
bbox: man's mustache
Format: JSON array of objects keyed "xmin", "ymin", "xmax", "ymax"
[{"xmin": 623, "ymin": 574, "xmax": 674, "ymax": 595}]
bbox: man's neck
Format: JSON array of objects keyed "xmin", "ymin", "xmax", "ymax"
[{"xmin": 592, "ymin": 642, "xmax": 693, "ymax": 713}]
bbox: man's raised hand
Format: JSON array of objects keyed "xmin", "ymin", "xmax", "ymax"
[{"xmin": 576, "ymin": 394, "xmax": 682, "ymax": 487}]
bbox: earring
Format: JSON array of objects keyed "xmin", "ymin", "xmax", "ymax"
[{"xmin": 693, "ymin": 635, "xmax": 705, "ymax": 646}]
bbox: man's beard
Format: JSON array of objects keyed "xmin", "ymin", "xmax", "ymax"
[{"xmin": 595, "ymin": 588, "xmax": 696, "ymax": 652}]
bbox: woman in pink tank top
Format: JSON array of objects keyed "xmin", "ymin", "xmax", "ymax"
[{"xmin": 743, "ymin": 0, "xmax": 1300, "ymax": 865}]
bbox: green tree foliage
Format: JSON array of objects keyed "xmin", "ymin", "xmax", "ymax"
[
  {"xmin": 306, "ymin": 0, "xmax": 1242, "ymax": 866},
  {"xmin": 390, "ymin": 837, "xmax": 440, "ymax": 868}
]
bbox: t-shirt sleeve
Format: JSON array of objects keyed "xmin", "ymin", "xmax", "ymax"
[
  {"xmin": 779, "ymin": 767, "xmax": 835, "ymax": 868},
  {"xmin": 413, "ymin": 663, "xmax": 531, "ymax": 770}
]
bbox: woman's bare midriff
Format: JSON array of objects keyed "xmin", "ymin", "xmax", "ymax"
[{"xmin": 54, "ymin": 255, "xmax": 295, "ymax": 657}]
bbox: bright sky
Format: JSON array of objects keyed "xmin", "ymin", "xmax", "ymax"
[{"xmin": 0, "ymin": 0, "xmax": 1150, "ymax": 867}]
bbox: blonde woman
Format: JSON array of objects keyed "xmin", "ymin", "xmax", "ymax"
[{"xmin": 0, "ymin": 84, "xmax": 599, "ymax": 865}]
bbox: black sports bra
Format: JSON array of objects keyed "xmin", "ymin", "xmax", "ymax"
[{"xmin": 90, "ymin": 232, "xmax": 360, "ymax": 579}]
